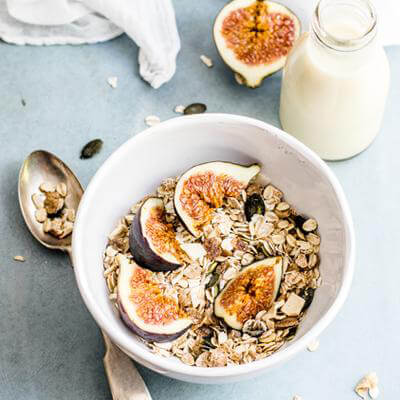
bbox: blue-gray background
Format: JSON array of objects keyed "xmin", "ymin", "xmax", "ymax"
[{"xmin": 1, "ymin": 1, "xmax": 399, "ymax": 399}]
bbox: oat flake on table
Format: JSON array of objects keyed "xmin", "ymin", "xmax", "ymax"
[
  {"xmin": 200, "ymin": 54, "xmax": 213, "ymax": 68},
  {"xmin": 103, "ymin": 174, "xmax": 322, "ymax": 367},
  {"xmin": 107, "ymin": 76, "xmax": 118, "ymax": 88},
  {"xmin": 355, "ymin": 372, "xmax": 380, "ymax": 399},
  {"xmin": 307, "ymin": 338, "xmax": 319, "ymax": 352},
  {"xmin": 145, "ymin": 115, "xmax": 161, "ymax": 127}
]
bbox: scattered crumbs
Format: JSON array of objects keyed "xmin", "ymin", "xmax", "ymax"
[
  {"xmin": 174, "ymin": 105, "xmax": 185, "ymax": 114},
  {"xmin": 145, "ymin": 115, "xmax": 161, "ymax": 127},
  {"xmin": 14, "ymin": 255, "xmax": 25, "ymax": 262},
  {"xmin": 21, "ymin": 98, "xmax": 26, "ymax": 107},
  {"xmin": 307, "ymin": 338, "xmax": 319, "ymax": 352},
  {"xmin": 107, "ymin": 76, "xmax": 118, "ymax": 89},
  {"xmin": 200, "ymin": 54, "xmax": 213, "ymax": 68},
  {"xmin": 355, "ymin": 372, "xmax": 379, "ymax": 399}
]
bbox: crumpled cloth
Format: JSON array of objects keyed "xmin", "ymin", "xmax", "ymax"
[{"xmin": 0, "ymin": 0, "xmax": 180, "ymax": 88}]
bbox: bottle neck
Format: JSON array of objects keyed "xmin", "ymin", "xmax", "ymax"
[{"xmin": 311, "ymin": 0, "xmax": 377, "ymax": 53}]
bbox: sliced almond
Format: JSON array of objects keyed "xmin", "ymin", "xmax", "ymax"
[
  {"xmin": 35, "ymin": 208, "xmax": 47, "ymax": 223},
  {"xmin": 39, "ymin": 182, "xmax": 55, "ymax": 193},
  {"xmin": 282, "ymin": 293, "xmax": 305, "ymax": 317},
  {"xmin": 56, "ymin": 182, "xmax": 67, "ymax": 197}
]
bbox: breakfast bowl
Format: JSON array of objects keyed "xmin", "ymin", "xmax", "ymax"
[{"xmin": 72, "ymin": 113, "xmax": 355, "ymax": 384}]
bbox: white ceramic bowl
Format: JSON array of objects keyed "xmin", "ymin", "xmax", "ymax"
[{"xmin": 72, "ymin": 114, "xmax": 355, "ymax": 384}]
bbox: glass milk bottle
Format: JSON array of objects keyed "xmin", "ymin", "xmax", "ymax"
[{"xmin": 279, "ymin": 0, "xmax": 390, "ymax": 160}]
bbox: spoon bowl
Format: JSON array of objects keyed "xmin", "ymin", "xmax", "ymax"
[{"xmin": 18, "ymin": 150, "xmax": 83, "ymax": 252}]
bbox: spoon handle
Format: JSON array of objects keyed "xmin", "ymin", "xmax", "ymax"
[
  {"xmin": 67, "ymin": 250, "xmax": 152, "ymax": 400},
  {"xmin": 102, "ymin": 331, "xmax": 153, "ymax": 400}
]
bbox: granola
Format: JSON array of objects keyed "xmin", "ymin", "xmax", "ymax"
[
  {"xmin": 32, "ymin": 182, "xmax": 75, "ymax": 239},
  {"xmin": 103, "ymin": 173, "xmax": 321, "ymax": 367}
]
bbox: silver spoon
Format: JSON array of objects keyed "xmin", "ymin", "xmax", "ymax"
[{"xmin": 18, "ymin": 150, "xmax": 152, "ymax": 400}]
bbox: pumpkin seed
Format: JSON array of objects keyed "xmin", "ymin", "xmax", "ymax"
[
  {"xmin": 202, "ymin": 334, "xmax": 216, "ymax": 349},
  {"xmin": 244, "ymin": 193, "xmax": 266, "ymax": 222},
  {"xmin": 293, "ymin": 214, "xmax": 307, "ymax": 232},
  {"xmin": 207, "ymin": 261, "xmax": 218, "ymax": 274},
  {"xmin": 275, "ymin": 317, "xmax": 299, "ymax": 329},
  {"xmin": 299, "ymin": 287, "xmax": 315, "ymax": 310},
  {"xmin": 184, "ymin": 103, "xmax": 207, "ymax": 115},
  {"xmin": 206, "ymin": 272, "xmax": 220, "ymax": 288},
  {"xmin": 80, "ymin": 139, "xmax": 103, "ymax": 159},
  {"xmin": 21, "ymin": 98, "xmax": 26, "ymax": 107}
]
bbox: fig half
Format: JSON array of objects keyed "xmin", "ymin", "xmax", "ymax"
[
  {"xmin": 213, "ymin": 0, "xmax": 301, "ymax": 88},
  {"xmin": 129, "ymin": 197, "xmax": 188, "ymax": 272},
  {"xmin": 117, "ymin": 255, "xmax": 192, "ymax": 342},
  {"xmin": 214, "ymin": 257, "xmax": 282, "ymax": 330},
  {"xmin": 174, "ymin": 161, "xmax": 260, "ymax": 237}
]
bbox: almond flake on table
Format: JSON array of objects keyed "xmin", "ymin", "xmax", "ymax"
[
  {"xmin": 307, "ymin": 338, "xmax": 319, "ymax": 352},
  {"xmin": 234, "ymin": 72, "xmax": 245, "ymax": 85},
  {"xmin": 200, "ymin": 54, "xmax": 213, "ymax": 68},
  {"xmin": 107, "ymin": 76, "xmax": 118, "ymax": 88},
  {"xmin": 14, "ymin": 255, "xmax": 25, "ymax": 262},
  {"xmin": 145, "ymin": 115, "xmax": 161, "ymax": 127},
  {"xmin": 174, "ymin": 105, "xmax": 185, "ymax": 114},
  {"xmin": 292, "ymin": 396, "xmax": 303, "ymax": 400},
  {"xmin": 355, "ymin": 372, "xmax": 379, "ymax": 399}
]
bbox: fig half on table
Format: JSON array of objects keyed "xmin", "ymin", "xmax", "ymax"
[
  {"xmin": 214, "ymin": 257, "xmax": 282, "ymax": 330},
  {"xmin": 213, "ymin": 0, "xmax": 301, "ymax": 88},
  {"xmin": 129, "ymin": 197, "xmax": 189, "ymax": 272},
  {"xmin": 174, "ymin": 161, "xmax": 260, "ymax": 237},
  {"xmin": 117, "ymin": 255, "xmax": 192, "ymax": 342}
]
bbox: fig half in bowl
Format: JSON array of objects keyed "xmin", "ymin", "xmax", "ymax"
[
  {"xmin": 117, "ymin": 255, "xmax": 192, "ymax": 342},
  {"xmin": 174, "ymin": 161, "xmax": 260, "ymax": 237},
  {"xmin": 215, "ymin": 257, "xmax": 282, "ymax": 330},
  {"xmin": 214, "ymin": 0, "xmax": 301, "ymax": 88},
  {"xmin": 129, "ymin": 197, "xmax": 189, "ymax": 272}
]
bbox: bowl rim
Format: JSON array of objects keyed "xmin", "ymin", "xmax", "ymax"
[{"xmin": 72, "ymin": 113, "xmax": 355, "ymax": 378}]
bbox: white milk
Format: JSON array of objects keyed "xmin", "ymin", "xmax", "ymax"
[{"xmin": 279, "ymin": 0, "xmax": 390, "ymax": 160}]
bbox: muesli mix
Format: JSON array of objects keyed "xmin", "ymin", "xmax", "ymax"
[
  {"xmin": 32, "ymin": 182, "xmax": 75, "ymax": 238},
  {"xmin": 103, "ymin": 163, "xmax": 321, "ymax": 367}
]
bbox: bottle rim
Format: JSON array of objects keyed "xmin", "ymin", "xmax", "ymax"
[{"xmin": 312, "ymin": 0, "xmax": 377, "ymax": 52}]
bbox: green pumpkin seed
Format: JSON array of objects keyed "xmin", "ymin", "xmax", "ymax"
[
  {"xmin": 202, "ymin": 334, "xmax": 216, "ymax": 349},
  {"xmin": 244, "ymin": 193, "xmax": 266, "ymax": 221},
  {"xmin": 184, "ymin": 103, "xmax": 207, "ymax": 115},
  {"xmin": 206, "ymin": 272, "xmax": 220, "ymax": 288},
  {"xmin": 80, "ymin": 139, "xmax": 103, "ymax": 159},
  {"xmin": 207, "ymin": 261, "xmax": 218, "ymax": 274}
]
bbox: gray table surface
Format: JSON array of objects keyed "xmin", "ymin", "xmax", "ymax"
[{"xmin": 1, "ymin": 1, "xmax": 399, "ymax": 399}]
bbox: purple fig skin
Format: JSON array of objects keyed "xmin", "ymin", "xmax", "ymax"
[
  {"xmin": 129, "ymin": 202, "xmax": 182, "ymax": 272},
  {"xmin": 117, "ymin": 297, "xmax": 191, "ymax": 343}
]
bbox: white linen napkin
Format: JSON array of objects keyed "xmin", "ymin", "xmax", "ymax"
[{"xmin": 0, "ymin": 0, "xmax": 180, "ymax": 89}]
